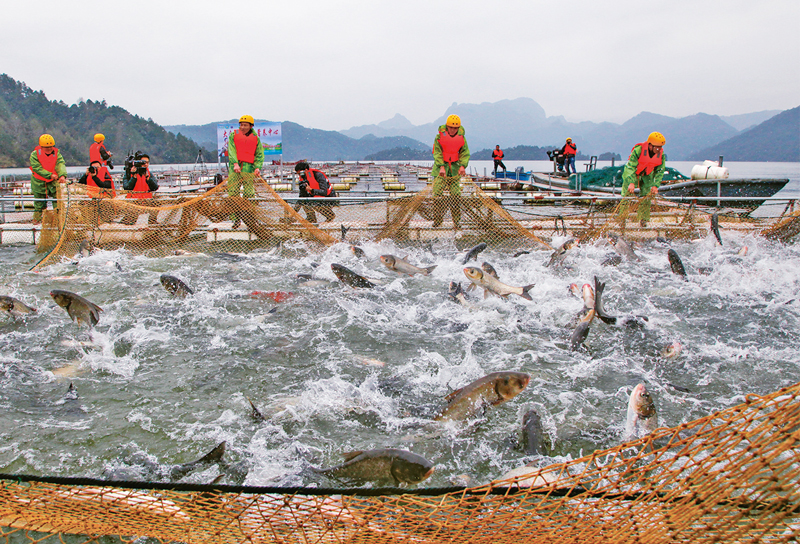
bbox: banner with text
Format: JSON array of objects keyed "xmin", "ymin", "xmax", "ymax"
[{"xmin": 217, "ymin": 122, "xmax": 282, "ymax": 162}]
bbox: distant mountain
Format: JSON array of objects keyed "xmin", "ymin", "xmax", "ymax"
[
  {"xmin": 339, "ymin": 98, "xmax": 769, "ymax": 160},
  {"xmin": 364, "ymin": 146, "xmax": 431, "ymax": 161},
  {"xmin": 720, "ymin": 110, "xmax": 781, "ymax": 131},
  {"xmin": 688, "ymin": 106, "xmax": 800, "ymax": 162},
  {"xmin": 0, "ymin": 74, "xmax": 212, "ymax": 168},
  {"xmin": 164, "ymin": 120, "xmax": 430, "ymax": 162}
]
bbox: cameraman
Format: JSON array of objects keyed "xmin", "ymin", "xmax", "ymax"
[
  {"xmin": 123, "ymin": 152, "xmax": 158, "ymax": 198},
  {"xmin": 122, "ymin": 152, "xmax": 159, "ymax": 225},
  {"xmin": 78, "ymin": 160, "xmax": 116, "ymax": 198},
  {"xmin": 293, "ymin": 161, "xmax": 336, "ymax": 223}
]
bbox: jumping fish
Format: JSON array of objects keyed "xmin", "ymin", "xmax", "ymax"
[
  {"xmin": 711, "ymin": 213, "xmax": 723, "ymax": 245},
  {"xmin": 350, "ymin": 245, "xmax": 366, "ymax": 258},
  {"xmin": 521, "ymin": 409, "xmax": 547, "ymax": 456},
  {"xmin": 104, "ymin": 442, "xmax": 228, "ymax": 482},
  {"xmin": 461, "ymin": 242, "xmax": 487, "ymax": 264},
  {"xmin": 601, "ymin": 253, "xmax": 622, "ymax": 267},
  {"xmin": 570, "ymin": 309, "xmax": 594, "ymax": 351},
  {"xmin": 593, "ymin": 276, "xmax": 617, "ymax": 325},
  {"xmin": 78, "ymin": 240, "xmax": 94, "ymax": 258},
  {"xmin": 667, "ymin": 249, "xmax": 687, "ymax": 280},
  {"xmin": 546, "ymin": 238, "xmax": 577, "ymax": 268},
  {"xmin": 447, "ymin": 281, "xmax": 474, "ymax": 308},
  {"xmin": 463, "ymin": 267, "xmax": 534, "ymax": 300},
  {"xmin": 579, "ymin": 283, "xmax": 594, "ymax": 319},
  {"xmin": 0, "ymin": 295, "xmax": 37, "ymax": 318},
  {"xmin": 331, "ymin": 263, "xmax": 376, "ymax": 288},
  {"xmin": 661, "ymin": 341, "xmax": 682, "ymax": 359},
  {"xmin": 50, "ymin": 290, "xmax": 103, "ymax": 328},
  {"xmin": 623, "ymin": 383, "xmax": 658, "ymax": 441},
  {"xmin": 160, "ymin": 274, "xmax": 194, "ymax": 297},
  {"xmin": 608, "ymin": 233, "xmax": 640, "ymax": 261},
  {"xmin": 340, "ymin": 224, "xmax": 350, "ymax": 241},
  {"xmin": 312, "ymin": 449, "xmax": 434, "ymax": 486},
  {"xmin": 379, "ymin": 255, "xmax": 437, "ymax": 276},
  {"xmin": 434, "ymin": 371, "xmax": 530, "ymax": 422}
]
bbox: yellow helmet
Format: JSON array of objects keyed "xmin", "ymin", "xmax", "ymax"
[
  {"xmin": 239, "ymin": 115, "xmax": 255, "ymax": 125},
  {"xmin": 446, "ymin": 114, "xmax": 461, "ymax": 128},
  {"xmin": 39, "ymin": 134, "xmax": 55, "ymax": 147},
  {"xmin": 566, "ymin": 137, "xmax": 572, "ymax": 142},
  {"xmin": 647, "ymin": 131, "xmax": 666, "ymax": 146},
  {"xmin": 94, "ymin": 133, "xmax": 105, "ymax": 143}
]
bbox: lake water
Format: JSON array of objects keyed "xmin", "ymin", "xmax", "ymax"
[{"xmin": 1, "ymin": 186, "xmax": 799, "ymax": 489}]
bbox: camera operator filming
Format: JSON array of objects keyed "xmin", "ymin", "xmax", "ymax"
[
  {"xmin": 78, "ymin": 160, "xmax": 116, "ymax": 199},
  {"xmin": 122, "ymin": 152, "xmax": 159, "ymax": 225}
]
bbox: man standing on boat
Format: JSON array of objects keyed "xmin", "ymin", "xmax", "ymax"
[
  {"xmin": 89, "ymin": 133, "xmax": 114, "ymax": 169},
  {"xmin": 560, "ymin": 138, "xmax": 577, "ymax": 175},
  {"xmin": 621, "ymin": 132, "xmax": 667, "ymax": 227},
  {"xmin": 227, "ymin": 115, "xmax": 264, "ymax": 229},
  {"xmin": 431, "ymin": 114, "xmax": 470, "ymax": 229},
  {"xmin": 29, "ymin": 134, "xmax": 67, "ymax": 225},
  {"xmin": 492, "ymin": 145, "xmax": 506, "ymax": 175}
]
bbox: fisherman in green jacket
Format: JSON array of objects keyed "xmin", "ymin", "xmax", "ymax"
[
  {"xmin": 431, "ymin": 114, "xmax": 470, "ymax": 228},
  {"xmin": 621, "ymin": 131, "xmax": 667, "ymax": 226},
  {"xmin": 29, "ymin": 134, "xmax": 68, "ymax": 224},
  {"xmin": 227, "ymin": 114, "xmax": 264, "ymax": 228}
]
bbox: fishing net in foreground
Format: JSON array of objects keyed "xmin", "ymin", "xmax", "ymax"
[{"xmin": 1, "ymin": 380, "xmax": 798, "ymax": 543}]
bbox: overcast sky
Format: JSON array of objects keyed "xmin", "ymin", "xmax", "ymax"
[{"xmin": 2, "ymin": 0, "xmax": 798, "ymax": 131}]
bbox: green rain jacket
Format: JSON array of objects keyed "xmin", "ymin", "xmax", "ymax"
[
  {"xmin": 29, "ymin": 148, "xmax": 67, "ymax": 183},
  {"xmin": 228, "ymin": 130, "xmax": 265, "ymax": 173},
  {"xmin": 621, "ymin": 144, "xmax": 667, "ymax": 196},
  {"xmin": 432, "ymin": 125, "xmax": 470, "ymax": 174}
]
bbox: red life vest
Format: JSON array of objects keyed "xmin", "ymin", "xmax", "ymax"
[
  {"xmin": 437, "ymin": 131, "xmax": 465, "ymax": 163},
  {"xmin": 493, "ymin": 148, "xmax": 504, "ymax": 160},
  {"xmin": 89, "ymin": 142, "xmax": 107, "ymax": 165},
  {"xmin": 633, "ymin": 142, "xmax": 663, "ymax": 176},
  {"xmin": 126, "ymin": 172, "xmax": 153, "ymax": 199},
  {"xmin": 303, "ymin": 169, "xmax": 333, "ymax": 197},
  {"xmin": 87, "ymin": 166, "xmax": 116, "ymax": 198},
  {"xmin": 563, "ymin": 142, "xmax": 577, "ymax": 156},
  {"xmin": 30, "ymin": 146, "xmax": 59, "ymax": 182},
  {"xmin": 233, "ymin": 130, "xmax": 259, "ymax": 164}
]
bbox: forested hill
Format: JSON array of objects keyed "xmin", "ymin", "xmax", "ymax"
[{"xmin": 0, "ymin": 74, "xmax": 212, "ymax": 168}]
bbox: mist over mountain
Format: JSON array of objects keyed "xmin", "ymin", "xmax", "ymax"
[
  {"xmin": 340, "ymin": 97, "xmax": 768, "ymax": 160},
  {"xmin": 688, "ymin": 106, "xmax": 800, "ymax": 162}
]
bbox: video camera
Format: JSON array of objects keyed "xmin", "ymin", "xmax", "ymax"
[
  {"xmin": 546, "ymin": 149, "xmax": 563, "ymax": 162},
  {"xmin": 124, "ymin": 151, "xmax": 148, "ymax": 174}
]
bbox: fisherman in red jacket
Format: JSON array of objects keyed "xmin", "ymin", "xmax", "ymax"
[
  {"xmin": 560, "ymin": 138, "xmax": 577, "ymax": 175},
  {"xmin": 89, "ymin": 133, "xmax": 114, "ymax": 169},
  {"xmin": 492, "ymin": 145, "xmax": 506, "ymax": 175},
  {"xmin": 29, "ymin": 134, "xmax": 67, "ymax": 224}
]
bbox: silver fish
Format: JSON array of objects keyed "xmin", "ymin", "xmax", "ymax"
[
  {"xmin": 711, "ymin": 213, "xmax": 723, "ymax": 245},
  {"xmin": 331, "ymin": 263, "xmax": 376, "ymax": 288},
  {"xmin": 50, "ymin": 290, "xmax": 102, "ymax": 328},
  {"xmin": 447, "ymin": 281, "xmax": 474, "ymax": 308},
  {"xmin": 379, "ymin": 255, "xmax": 436, "ymax": 276},
  {"xmin": 434, "ymin": 371, "xmax": 530, "ymax": 422},
  {"xmin": 463, "ymin": 267, "xmax": 534, "ymax": 300},
  {"xmin": 547, "ymin": 238, "xmax": 577, "ymax": 267},
  {"xmin": 623, "ymin": 383, "xmax": 658, "ymax": 441},
  {"xmin": 608, "ymin": 233, "xmax": 640, "ymax": 261},
  {"xmin": 570, "ymin": 309, "xmax": 594, "ymax": 351},
  {"xmin": 160, "ymin": 274, "xmax": 194, "ymax": 297},
  {"xmin": 593, "ymin": 276, "xmax": 617, "ymax": 325},
  {"xmin": 521, "ymin": 409, "xmax": 547, "ymax": 456},
  {"xmin": 667, "ymin": 249, "xmax": 687, "ymax": 280},
  {"xmin": 312, "ymin": 448, "xmax": 434, "ymax": 486},
  {"xmin": 462, "ymin": 242, "xmax": 487, "ymax": 264},
  {"xmin": 0, "ymin": 295, "xmax": 37, "ymax": 318}
]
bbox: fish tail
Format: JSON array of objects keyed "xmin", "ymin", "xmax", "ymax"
[{"xmin": 520, "ymin": 284, "xmax": 535, "ymax": 301}]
